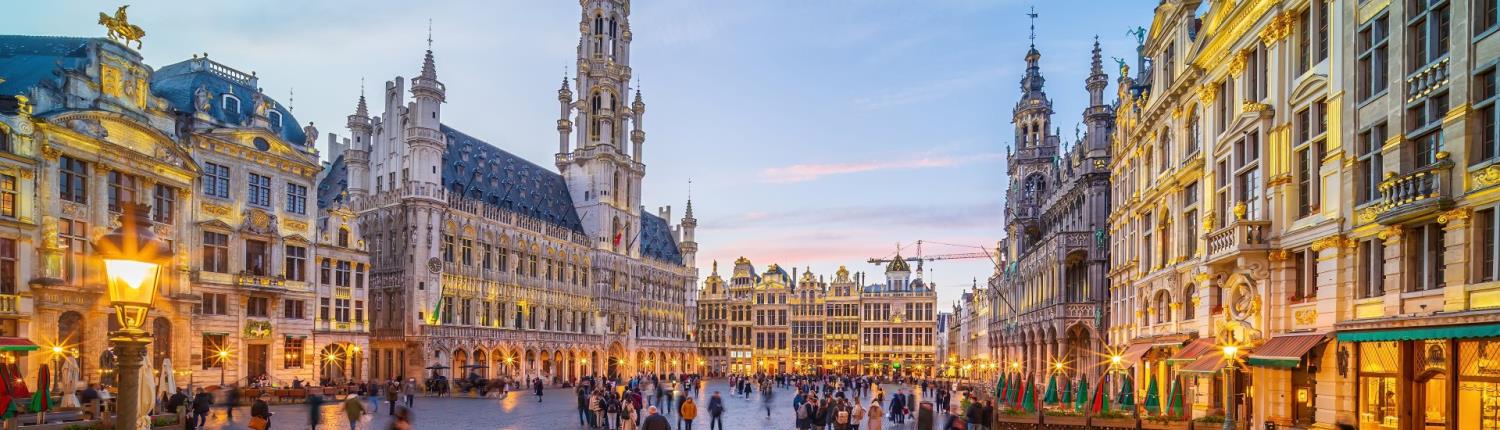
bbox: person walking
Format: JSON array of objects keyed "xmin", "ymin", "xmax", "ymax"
[
  {"xmin": 385, "ymin": 380, "xmax": 399, "ymax": 416},
  {"xmin": 223, "ymin": 386, "xmax": 240, "ymax": 421},
  {"xmin": 865, "ymin": 399, "xmax": 883, "ymax": 430},
  {"xmin": 388, "ymin": 406, "xmax": 412, "ymax": 430},
  {"xmin": 620, "ymin": 399, "xmax": 639, "ymax": 430},
  {"xmin": 367, "ymin": 381, "xmax": 381, "ymax": 414},
  {"xmin": 679, "ymin": 397, "xmax": 697, "ymax": 430},
  {"xmin": 707, "ymin": 391, "xmax": 724, "ymax": 430},
  {"xmin": 249, "ymin": 397, "xmax": 272, "ymax": 430},
  {"xmin": 641, "ymin": 406, "xmax": 671, "ymax": 430},
  {"xmin": 579, "ymin": 386, "xmax": 594, "ymax": 427},
  {"xmin": 851, "ymin": 400, "xmax": 865, "ymax": 430},
  {"xmin": 402, "ymin": 378, "xmax": 417, "ymax": 408},
  {"xmin": 191, "ymin": 388, "xmax": 213, "ymax": 429},
  {"xmin": 534, "ymin": 378, "xmax": 545, "ymax": 402},
  {"xmin": 306, "ymin": 392, "xmax": 325, "ymax": 429},
  {"xmin": 343, "ymin": 394, "xmax": 366, "ymax": 430}
]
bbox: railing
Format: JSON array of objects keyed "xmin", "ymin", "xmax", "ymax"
[
  {"xmin": 1406, "ymin": 57, "xmax": 1450, "ymax": 103},
  {"xmin": 404, "ymin": 127, "xmax": 445, "ymax": 143},
  {"xmin": 1205, "ymin": 220, "xmax": 1272, "ymax": 261},
  {"xmin": 0, "ymin": 294, "xmax": 16, "ymax": 313},
  {"xmin": 1376, "ymin": 160, "xmax": 1453, "ymax": 225}
]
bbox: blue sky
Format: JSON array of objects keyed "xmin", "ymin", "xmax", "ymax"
[{"xmin": 13, "ymin": 0, "xmax": 1155, "ymax": 308}]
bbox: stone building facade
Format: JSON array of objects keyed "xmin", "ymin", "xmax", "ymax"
[
  {"xmin": 697, "ymin": 258, "xmax": 937, "ymax": 376},
  {"xmin": 1109, "ymin": 0, "xmax": 1500, "ymax": 429},
  {"xmin": 325, "ymin": 0, "xmax": 700, "ymax": 383},
  {"xmin": 989, "ymin": 35, "xmax": 1116, "ymax": 387},
  {"xmin": 0, "ymin": 32, "xmax": 369, "ymax": 389}
]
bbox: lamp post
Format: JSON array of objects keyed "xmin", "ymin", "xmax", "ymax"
[
  {"xmin": 96, "ymin": 203, "xmax": 170, "ymax": 430},
  {"xmin": 1221, "ymin": 344, "xmax": 1240, "ymax": 430},
  {"xmin": 218, "ymin": 350, "xmax": 230, "ymax": 385}
]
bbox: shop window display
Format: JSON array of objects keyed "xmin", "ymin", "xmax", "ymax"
[
  {"xmin": 1359, "ymin": 341, "xmax": 1399, "ymax": 430},
  {"xmin": 1460, "ymin": 339, "xmax": 1500, "ymax": 430}
]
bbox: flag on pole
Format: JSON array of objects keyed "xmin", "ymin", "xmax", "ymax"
[
  {"xmin": 1167, "ymin": 375, "xmax": 1186, "ymax": 418},
  {"xmin": 1143, "ymin": 371, "xmax": 1161, "ymax": 416},
  {"xmin": 1043, "ymin": 373, "xmax": 1059, "ymax": 405}
]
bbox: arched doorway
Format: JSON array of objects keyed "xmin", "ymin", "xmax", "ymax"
[
  {"xmin": 58, "ymin": 311, "xmax": 84, "ymax": 379},
  {"xmin": 525, "ymin": 350, "xmax": 536, "ymax": 378},
  {"xmin": 320, "ymin": 343, "xmax": 357, "ymax": 385},
  {"xmin": 452, "ymin": 349, "xmax": 469, "ymax": 383},
  {"xmin": 540, "ymin": 350, "xmax": 552, "ymax": 379},
  {"xmin": 472, "ymin": 349, "xmax": 488, "ymax": 378}
]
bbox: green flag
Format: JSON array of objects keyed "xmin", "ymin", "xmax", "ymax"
[
  {"xmin": 1043, "ymin": 373, "xmax": 1059, "ymax": 405},
  {"xmin": 1117, "ymin": 375, "xmax": 1135, "ymax": 410},
  {"xmin": 1167, "ymin": 376, "xmax": 1186, "ymax": 418},
  {"xmin": 1143, "ymin": 372, "xmax": 1160, "ymax": 415},
  {"xmin": 1074, "ymin": 375, "xmax": 1089, "ymax": 413}
]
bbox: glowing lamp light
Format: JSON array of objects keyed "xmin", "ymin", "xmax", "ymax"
[
  {"xmin": 1222, "ymin": 345, "xmax": 1239, "ymax": 359},
  {"xmin": 52, "ymin": 346, "xmax": 64, "ymax": 355},
  {"xmin": 95, "ymin": 203, "xmax": 171, "ymax": 332},
  {"xmin": 1111, "ymin": 355, "xmax": 1123, "ymax": 365}
]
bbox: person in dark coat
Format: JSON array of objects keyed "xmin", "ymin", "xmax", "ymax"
[
  {"xmin": 251, "ymin": 397, "xmax": 272, "ymax": 430},
  {"xmin": 707, "ymin": 391, "xmax": 725, "ymax": 430},
  {"xmin": 166, "ymin": 389, "xmax": 188, "ymax": 413},
  {"xmin": 641, "ymin": 406, "xmax": 671, "ymax": 430},
  {"xmin": 191, "ymin": 388, "xmax": 213, "ymax": 429},
  {"xmin": 966, "ymin": 400, "xmax": 984, "ymax": 430}
]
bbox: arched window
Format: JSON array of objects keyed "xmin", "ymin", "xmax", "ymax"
[
  {"xmin": 222, "ymin": 94, "xmax": 240, "ymax": 114},
  {"xmin": 268, "ymin": 110, "xmax": 283, "ymax": 129},
  {"xmin": 338, "ymin": 227, "xmax": 350, "ymax": 248}
]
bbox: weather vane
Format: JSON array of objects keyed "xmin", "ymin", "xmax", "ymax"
[{"xmin": 1027, "ymin": 6, "xmax": 1039, "ymax": 47}]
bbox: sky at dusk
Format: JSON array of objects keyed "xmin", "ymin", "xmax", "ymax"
[{"xmin": 11, "ymin": 0, "xmax": 1156, "ymax": 308}]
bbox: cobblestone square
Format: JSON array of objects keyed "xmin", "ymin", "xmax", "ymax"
[{"xmin": 197, "ymin": 380, "xmax": 947, "ymax": 430}]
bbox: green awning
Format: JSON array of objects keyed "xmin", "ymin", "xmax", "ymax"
[
  {"xmin": 0, "ymin": 337, "xmax": 38, "ymax": 352},
  {"xmin": 1336, "ymin": 323, "xmax": 1500, "ymax": 342}
]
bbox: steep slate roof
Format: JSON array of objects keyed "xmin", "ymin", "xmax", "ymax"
[
  {"xmin": 0, "ymin": 35, "xmax": 92, "ymax": 98},
  {"xmin": 440, "ymin": 125, "xmax": 584, "ymax": 234},
  {"xmin": 150, "ymin": 59, "xmax": 308, "ymax": 146},
  {"xmin": 639, "ymin": 212, "xmax": 683, "ymax": 264},
  {"xmin": 316, "ymin": 154, "xmax": 348, "ymax": 209}
]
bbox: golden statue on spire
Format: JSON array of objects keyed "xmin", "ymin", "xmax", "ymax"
[{"xmin": 98, "ymin": 5, "xmax": 145, "ymax": 49}]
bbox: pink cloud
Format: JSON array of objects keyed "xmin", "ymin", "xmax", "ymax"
[{"xmin": 759, "ymin": 153, "xmax": 1002, "ymax": 183}]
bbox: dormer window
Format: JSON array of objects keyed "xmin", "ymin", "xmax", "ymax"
[
  {"xmin": 222, "ymin": 94, "xmax": 240, "ymax": 114},
  {"xmin": 267, "ymin": 110, "xmax": 283, "ymax": 129}
]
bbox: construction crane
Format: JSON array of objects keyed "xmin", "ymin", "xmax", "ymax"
[{"xmin": 867, "ymin": 240, "xmax": 1019, "ymax": 313}]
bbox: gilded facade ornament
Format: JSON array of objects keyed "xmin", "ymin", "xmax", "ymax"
[
  {"xmin": 1228, "ymin": 50, "xmax": 1249, "ymax": 77},
  {"xmin": 1377, "ymin": 225, "xmax": 1404, "ymax": 240},
  {"xmin": 1294, "ymin": 309, "xmax": 1317, "ymax": 325},
  {"xmin": 1437, "ymin": 207, "xmax": 1472, "ymax": 224},
  {"xmin": 1243, "ymin": 102, "xmax": 1272, "ymax": 113},
  {"xmin": 1356, "ymin": 205, "xmax": 1380, "ymax": 225},
  {"xmin": 1309, "ymin": 235, "xmax": 1351, "ymax": 252},
  {"xmin": 1202, "ymin": 211, "xmax": 1216, "ymax": 230},
  {"xmin": 1474, "ymin": 164, "xmax": 1500, "ymax": 188},
  {"xmin": 1233, "ymin": 201, "xmax": 1247, "ymax": 220},
  {"xmin": 14, "ymin": 96, "xmax": 32, "ymax": 116},
  {"xmin": 1268, "ymin": 249, "xmax": 1290, "ymax": 261},
  {"xmin": 98, "ymin": 5, "xmax": 145, "ymax": 49},
  {"xmin": 283, "ymin": 219, "xmax": 309, "ymax": 232},
  {"xmin": 201, "ymin": 201, "xmax": 231, "ymax": 216},
  {"xmin": 1257, "ymin": 11, "xmax": 1296, "ymax": 46},
  {"xmin": 1198, "ymin": 83, "xmax": 1218, "ymax": 103}
]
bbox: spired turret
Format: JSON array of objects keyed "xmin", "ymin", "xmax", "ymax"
[{"xmin": 345, "ymin": 93, "xmax": 372, "ymax": 199}]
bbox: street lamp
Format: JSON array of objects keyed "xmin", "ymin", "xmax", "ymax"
[
  {"xmin": 95, "ymin": 203, "xmax": 170, "ymax": 430},
  {"xmin": 217, "ymin": 349, "xmax": 231, "ymax": 385},
  {"xmin": 1220, "ymin": 343, "xmax": 1241, "ymax": 430}
]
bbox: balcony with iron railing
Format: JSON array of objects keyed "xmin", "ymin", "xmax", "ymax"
[
  {"xmin": 1375, "ymin": 160, "xmax": 1454, "ymax": 225},
  {"xmin": 1204, "ymin": 219, "xmax": 1272, "ymax": 263}
]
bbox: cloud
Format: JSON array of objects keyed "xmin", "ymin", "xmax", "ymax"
[
  {"xmin": 759, "ymin": 152, "xmax": 1002, "ymax": 183},
  {"xmin": 851, "ymin": 66, "xmax": 1008, "ymax": 110},
  {"xmin": 701, "ymin": 200, "xmax": 1004, "ymax": 231}
]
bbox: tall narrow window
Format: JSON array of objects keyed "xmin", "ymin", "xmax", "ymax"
[
  {"xmin": 247, "ymin": 173, "xmax": 271, "ymax": 207},
  {"xmin": 60, "ymin": 219, "xmax": 88, "ymax": 283},
  {"xmin": 286, "ymin": 183, "xmax": 306, "ymax": 215},
  {"xmin": 1407, "ymin": 223, "xmax": 1446, "ymax": 291},
  {"xmin": 1479, "ymin": 0, "xmax": 1500, "ymax": 36},
  {"xmin": 0, "ymin": 238, "xmax": 14, "ymax": 295},
  {"xmin": 202, "ymin": 162, "xmax": 230, "ymax": 199},
  {"xmin": 1358, "ymin": 14, "xmax": 1390, "ymax": 101},
  {"xmin": 0, "ymin": 175, "xmax": 16, "ymax": 219},
  {"xmin": 1478, "ymin": 208, "xmax": 1499, "ymax": 282},
  {"xmin": 1357, "ymin": 123, "xmax": 1387, "ymax": 204},
  {"xmin": 244, "ymin": 239, "xmax": 269, "ymax": 276},
  {"xmin": 284, "ymin": 245, "xmax": 306, "ymax": 282},
  {"xmin": 1476, "ymin": 69, "xmax": 1499, "ymax": 164},
  {"xmin": 153, "ymin": 184, "xmax": 176, "ymax": 224},
  {"xmin": 202, "ymin": 231, "xmax": 229, "ymax": 273},
  {"xmin": 1407, "ymin": 0, "xmax": 1451, "ymax": 72},
  {"xmin": 59, "ymin": 156, "xmax": 88, "ymax": 204},
  {"xmin": 107, "ymin": 170, "xmax": 137, "ymax": 213},
  {"xmin": 1409, "ymin": 92, "xmax": 1449, "ymax": 168}
]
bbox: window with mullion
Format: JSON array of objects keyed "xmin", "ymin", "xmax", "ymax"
[
  {"xmin": 1406, "ymin": 0, "xmax": 1450, "ymax": 73},
  {"xmin": 1478, "ymin": 208, "xmax": 1499, "ymax": 282},
  {"xmin": 1479, "ymin": 0, "xmax": 1499, "ymax": 36},
  {"xmin": 1359, "ymin": 15, "xmax": 1391, "ymax": 101},
  {"xmin": 1475, "ymin": 69, "xmax": 1499, "ymax": 164},
  {"xmin": 1407, "ymin": 223, "xmax": 1446, "ymax": 291},
  {"xmin": 247, "ymin": 172, "xmax": 271, "ymax": 207},
  {"xmin": 1408, "ymin": 92, "xmax": 1450, "ymax": 169},
  {"xmin": 202, "ymin": 163, "xmax": 229, "ymax": 199},
  {"xmin": 58, "ymin": 156, "xmax": 87, "ymax": 204},
  {"xmin": 1357, "ymin": 123, "xmax": 1388, "ymax": 204}
]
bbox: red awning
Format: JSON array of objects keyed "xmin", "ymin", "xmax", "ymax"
[
  {"xmin": 1178, "ymin": 350, "xmax": 1225, "ymax": 375},
  {"xmin": 0, "ymin": 338, "xmax": 37, "ymax": 352},
  {"xmin": 1247, "ymin": 333, "xmax": 1329, "ymax": 368},
  {"xmin": 1117, "ymin": 342, "xmax": 1155, "ymax": 369},
  {"xmin": 1168, "ymin": 338, "xmax": 1217, "ymax": 363}
]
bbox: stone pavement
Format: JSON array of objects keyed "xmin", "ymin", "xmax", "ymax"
[{"xmin": 196, "ymin": 379, "xmax": 956, "ymax": 430}]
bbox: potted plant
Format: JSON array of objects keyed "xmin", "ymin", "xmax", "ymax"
[
  {"xmin": 1142, "ymin": 414, "xmax": 1192, "ymax": 430},
  {"xmin": 1090, "ymin": 410, "xmax": 1138, "ymax": 430},
  {"xmin": 1044, "ymin": 409, "xmax": 1088, "ymax": 426},
  {"xmin": 995, "ymin": 407, "xmax": 1040, "ymax": 426}
]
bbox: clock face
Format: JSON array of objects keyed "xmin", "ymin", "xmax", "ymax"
[{"xmin": 427, "ymin": 257, "xmax": 442, "ymax": 274}]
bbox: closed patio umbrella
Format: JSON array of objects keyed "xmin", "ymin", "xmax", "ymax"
[
  {"xmin": 1142, "ymin": 372, "xmax": 1160, "ymax": 415},
  {"xmin": 1042, "ymin": 373, "xmax": 1058, "ymax": 406}
]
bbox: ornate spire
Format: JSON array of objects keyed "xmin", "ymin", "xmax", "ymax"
[
  {"xmin": 1027, "ymin": 6, "xmax": 1039, "ymax": 48},
  {"xmin": 684, "ymin": 178, "xmax": 694, "ymax": 218},
  {"xmin": 1090, "ymin": 35, "xmax": 1103, "ymax": 76},
  {"xmin": 420, "ymin": 19, "xmax": 438, "ymax": 80}
]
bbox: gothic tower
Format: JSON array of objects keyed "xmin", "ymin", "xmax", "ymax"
[
  {"xmin": 1083, "ymin": 37, "xmax": 1114, "ymax": 154},
  {"xmin": 560, "ymin": 0, "xmax": 645, "ymax": 256},
  {"xmin": 1005, "ymin": 19, "xmax": 1059, "ymax": 258},
  {"xmin": 402, "ymin": 41, "xmax": 448, "ymax": 332},
  {"xmin": 345, "ymin": 93, "xmax": 371, "ymax": 200}
]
